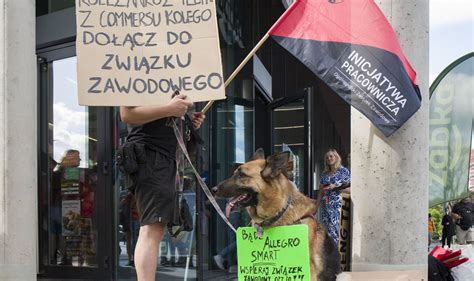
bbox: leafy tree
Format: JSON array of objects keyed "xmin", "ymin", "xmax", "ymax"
[{"xmin": 429, "ymin": 205, "xmax": 443, "ymax": 239}]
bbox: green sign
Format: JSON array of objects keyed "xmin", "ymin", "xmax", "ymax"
[
  {"xmin": 237, "ymin": 225, "xmax": 310, "ymax": 281},
  {"xmin": 64, "ymin": 167, "xmax": 80, "ymax": 181},
  {"xmin": 429, "ymin": 54, "xmax": 473, "ymax": 207}
]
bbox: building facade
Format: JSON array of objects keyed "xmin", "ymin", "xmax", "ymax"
[{"xmin": 0, "ymin": 0, "xmax": 429, "ymax": 280}]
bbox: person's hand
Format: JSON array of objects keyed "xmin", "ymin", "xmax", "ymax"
[
  {"xmin": 167, "ymin": 94, "xmax": 193, "ymax": 117},
  {"xmin": 191, "ymin": 112, "xmax": 206, "ymax": 129},
  {"xmin": 320, "ymin": 184, "xmax": 334, "ymax": 190}
]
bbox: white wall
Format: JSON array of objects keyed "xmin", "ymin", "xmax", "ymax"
[{"xmin": 0, "ymin": 0, "xmax": 38, "ymax": 280}]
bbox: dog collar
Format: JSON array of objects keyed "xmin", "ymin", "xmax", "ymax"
[{"xmin": 256, "ymin": 196, "xmax": 294, "ymax": 232}]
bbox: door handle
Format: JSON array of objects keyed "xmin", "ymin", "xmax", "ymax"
[
  {"xmin": 103, "ymin": 256, "xmax": 110, "ymax": 268},
  {"xmin": 102, "ymin": 161, "xmax": 109, "ymax": 175}
]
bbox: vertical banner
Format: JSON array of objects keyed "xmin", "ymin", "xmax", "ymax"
[
  {"xmin": 76, "ymin": 0, "xmax": 226, "ymax": 106},
  {"xmin": 237, "ymin": 225, "xmax": 311, "ymax": 281},
  {"xmin": 339, "ymin": 193, "xmax": 351, "ymax": 271},
  {"xmin": 429, "ymin": 54, "xmax": 473, "ymax": 206}
]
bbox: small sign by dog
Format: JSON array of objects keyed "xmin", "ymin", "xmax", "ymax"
[{"xmin": 237, "ymin": 225, "xmax": 310, "ymax": 281}]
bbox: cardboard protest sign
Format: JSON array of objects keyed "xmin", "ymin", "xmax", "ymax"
[
  {"xmin": 237, "ymin": 225, "xmax": 310, "ymax": 281},
  {"xmin": 76, "ymin": 0, "xmax": 226, "ymax": 106}
]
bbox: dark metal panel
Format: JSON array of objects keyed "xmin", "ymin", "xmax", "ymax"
[
  {"xmin": 254, "ymin": 83, "xmax": 272, "ymax": 154},
  {"xmin": 253, "ymin": 55, "xmax": 272, "ymax": 99},
  {"xmin": 37, "ymin": 58, "xmax": 50, "ymax": 276},
  {"xmin": 305, "ymin": 87, "xmax": 315, "ymax": 198},
  {"xmin": 36, "ymin": 7, "xmax": 76, "ymax": 49},
  {"xmin": 36, "ymin": 43, "xmax": 76, "ymax": 62}
]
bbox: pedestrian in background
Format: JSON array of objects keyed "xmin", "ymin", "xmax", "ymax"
[
  {"xmin": 319, "ymin": 149, "xmax": 351, "ymax": 245},
  {"xmin": 441, "ymin": 206, "xmax": 455, "ymax": 248},
  {"xmin": 451, "ymin": 197, "xmax": 473, "ymax": 245}
]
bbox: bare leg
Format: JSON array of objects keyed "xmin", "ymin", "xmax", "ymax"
[{"xmin": 134, "ymin": 223, "xmax": 167, "ymax": 281}]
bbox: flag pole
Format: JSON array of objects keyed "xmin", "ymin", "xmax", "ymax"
[{"xmin": 201, "ymin": 33, "xmax": 270, "ymax": 113}]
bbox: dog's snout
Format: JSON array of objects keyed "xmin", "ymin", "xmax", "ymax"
[{"xmin": 211, "ymin": 186, "xmax": 218, "ymax": 194}]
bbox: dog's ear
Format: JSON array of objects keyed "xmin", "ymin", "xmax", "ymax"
[
  {"xmin": 261, "ymin": 151, "xmax": 290, "ymax": 179},
  {"xmin": 250, "ymin": 148, "xmax": 265, "ymax": 161}
]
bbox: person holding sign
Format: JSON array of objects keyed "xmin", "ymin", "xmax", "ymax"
[
  {"xmin": 119, "ymin": 94, "xmax": 205, "ymax": 281},
  {"xmin": 319, "ymin": 149, "xmax": 351, "ymax": 246}
]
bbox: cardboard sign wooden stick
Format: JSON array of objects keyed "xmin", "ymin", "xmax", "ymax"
[{"xmin": 76, "ymin": 0, "xmax": 226, "ymax": 106}]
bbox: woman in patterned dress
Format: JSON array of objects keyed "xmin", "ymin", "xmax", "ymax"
[{"xmin": 319, "ymin": 149, "xmax": 351, "ymax": 245}]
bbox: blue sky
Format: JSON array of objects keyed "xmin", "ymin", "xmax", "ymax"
[
  {"xmin": 429, "ymin": 0, "xmax": 473, "ymax": 158},
  {"xmin": 430, "ymin": 0, "xmax": 473, "ymax": 84},
  {"xmin": 53, "ymin": 57, "xmax": 91, "ymax": 168}
]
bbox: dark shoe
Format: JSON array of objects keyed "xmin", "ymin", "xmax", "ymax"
[
  {"xmin": 173, "ymin": 257, "xmax": 187, "ymax": 267},
  {"xmin": 213, "ymin": 255, "xmax": 225, "ymax": 270},
  {"xmin": 161, "ymin": 259, "xmax": 172, "ymax": 267}
]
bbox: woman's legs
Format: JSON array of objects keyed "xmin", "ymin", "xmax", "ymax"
[
  {"xmin": 441, "ymin": 231, "xmax": 447, "ymax": 247},
  {"xmin": 320, "ymin": 204, "xmax": 340, "ymax": 245},
  {"xmin": 327, "ymin": 207, "xmax": 341, "ymax": 245},
  {"xmin": 447, "ymin": 234, "xmax": 452, "ymax": 248}
]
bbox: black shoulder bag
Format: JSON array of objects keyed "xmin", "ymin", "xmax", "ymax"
[{"xmin": 116, "ymin": 142, "xmax": 146, "ymax": 192}]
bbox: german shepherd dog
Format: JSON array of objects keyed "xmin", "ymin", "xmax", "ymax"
[{"xmin": 213, "ymin": 149, "xmax": 341, "ymax": 281}]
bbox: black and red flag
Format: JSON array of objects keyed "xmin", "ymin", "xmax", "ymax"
[{"xmin": 269, "ymin": 0, "xmax": 421, "ymax": 137}]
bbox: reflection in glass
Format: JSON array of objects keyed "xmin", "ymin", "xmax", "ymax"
[
  {"xmin": 47, "ymin": 57, "xmax": 98, "ymax": 267},
  {"xmin": 37, "ymin": 0, "xmax": 75, "ymax": 16},
  {"xmin": 273, "ymin": 100, "xmax": 305, "ymax": 192},
  {"xmin": 113, "ymin": 109, "xmax": 138, "ymax": 279},
  {"xmin": 204, "ymin": 103, "xmax": 253, "ymax": 280}
]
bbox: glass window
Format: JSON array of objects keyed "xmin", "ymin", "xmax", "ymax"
[
  {"xmin": 272, "ymin": 100, "xmax": 306, "ymax": 192},
  {"xmin": 202, "ymin": 101, "xmax": 254, "ymax": 279},
  {"xmin": 45, "ymin": 57, "xmax": 99, "ymax": 267}
]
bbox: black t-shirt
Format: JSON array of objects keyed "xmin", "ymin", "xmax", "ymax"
[
  {"xmin": 126, "ymin": 118, "xmax": 177, "ymax": 159},
  {"xmin": 452, "ymin": 202, "xmax": 473, "ymax": 230}
]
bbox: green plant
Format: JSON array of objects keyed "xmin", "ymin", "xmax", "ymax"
[{"xmin": 429, "ymin": 205, "xmax": 443, "ymax": 240}]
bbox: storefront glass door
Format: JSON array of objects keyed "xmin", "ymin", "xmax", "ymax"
[
  {"xmin": 272, "ymin": 99, "xmax": 306, "ymax": 191},
  {"xmin": 201, "ymin": 87, "xmax": 313, "ymax": 280},
  {"xmin": 38, "ymin": 49, "xmax": 199, "ymax": 280},
  {"xmin": 38, "ymin": 52, "xmax": 113, "ymax": 280},
  {"xmin": 270, "ymin": 89, "xmax": 313, "ymax": 196},
  {"xmin": 202, "ymin": 99, "xmax": 254, "ymax": 280}
]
